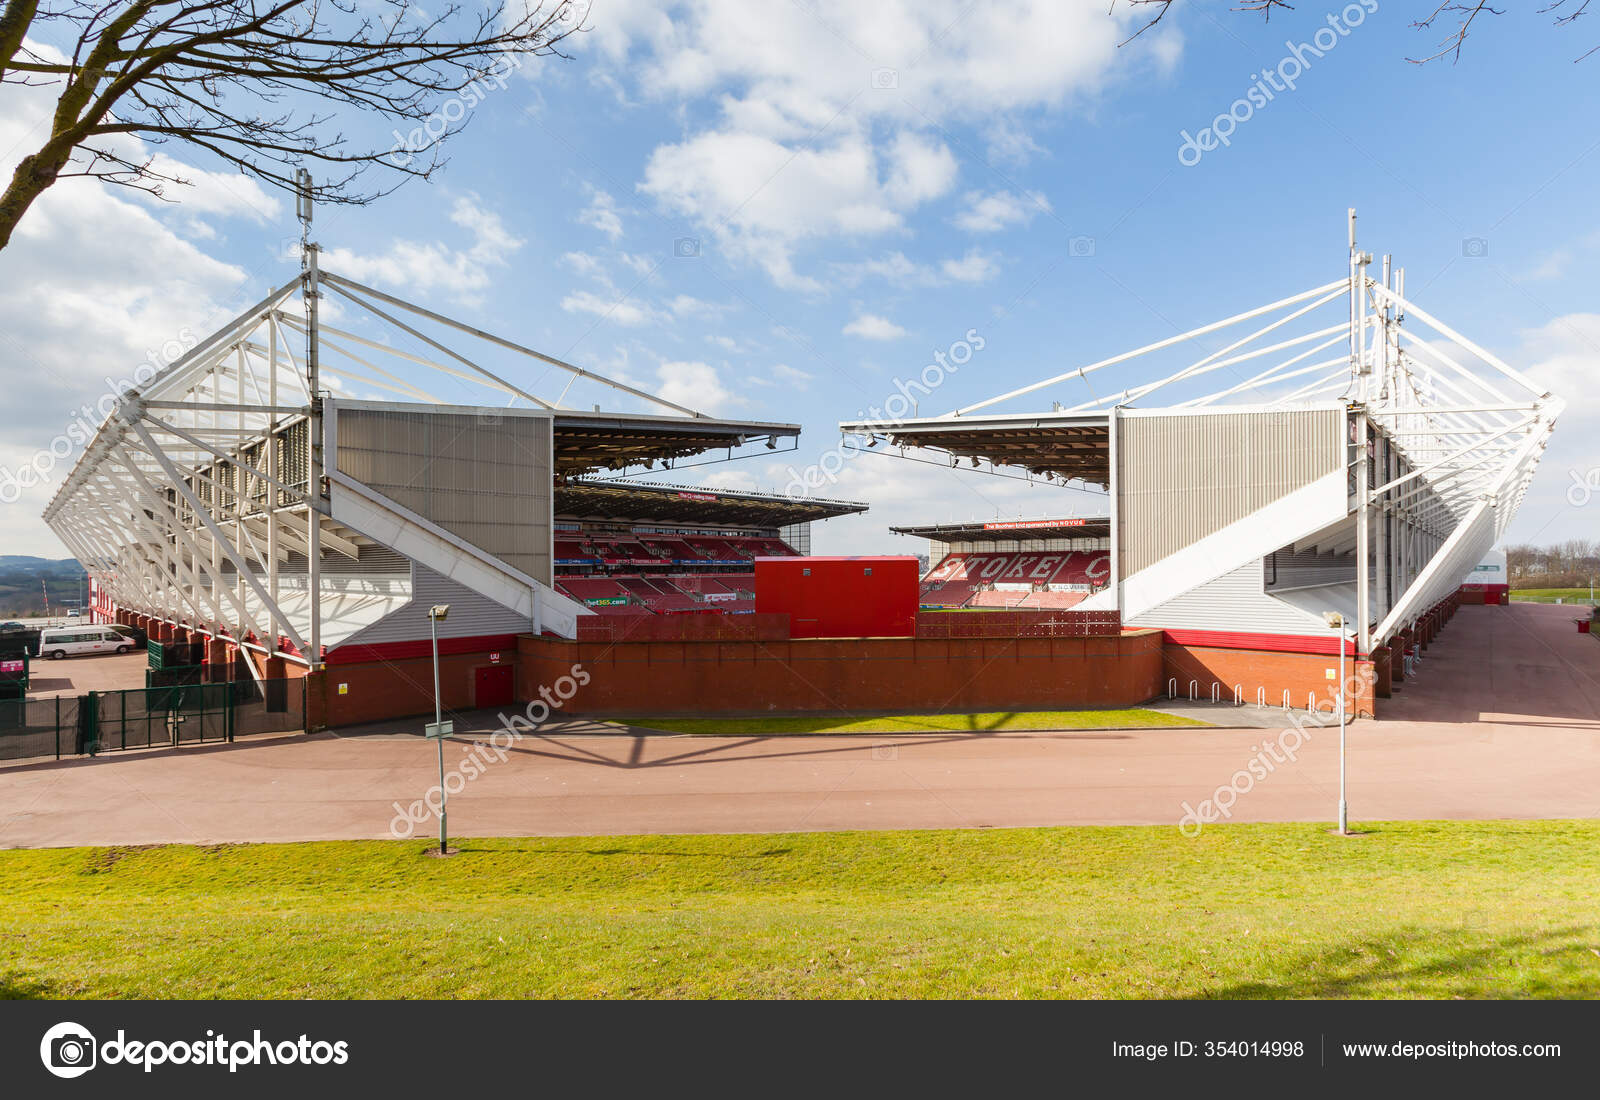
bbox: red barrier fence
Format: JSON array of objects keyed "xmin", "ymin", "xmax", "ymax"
[
  {"xmin": 574, "ymin": 612, "xmax": 791, "ymax": 643},
  {"xmin": 914, "ymin": 609, "xmax": 1122, "ymax": 638}
]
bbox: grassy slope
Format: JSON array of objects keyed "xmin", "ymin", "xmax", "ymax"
[
  {"xmin": 1510, "ymin": 589, "xmax": 1597, "ymax": 603},
  {"xmin": 627, "ymin": 709, "xmax": 1209, "ymax": 735},
  {"xmin": 2, "ymin": 821, "xmax": 1598, "ymax": 999}
]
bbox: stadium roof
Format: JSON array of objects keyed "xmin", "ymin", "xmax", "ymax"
[
  {"xmin": 838, "ymin": 411, "xmax": 1111, "ymax": 486},
  {"xmin": 556, "ymin": 479, "xmax": 867, "ymax": 527},
  {"xmin": 892, "ymin": 517, "xmax": 1110, "ymax": 543},
  {"xmin": 551, "ymin": 412, "xmax": 800, "ymax": 477}
]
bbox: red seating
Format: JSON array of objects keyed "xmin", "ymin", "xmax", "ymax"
[
  {"xmin": 919, "ymin": 580, "xmax": 981, "ymax": 607},
  {"xmin": 558, "ymin": 534, "xmax": 796, "ymax": 616},
  {"xmin": 556, "ymin": 578, "xmax": 631, "ymax": 601},
  {"xmin": 1019, "ymin": 590, "xmax": 1086, "ymax": 609}
]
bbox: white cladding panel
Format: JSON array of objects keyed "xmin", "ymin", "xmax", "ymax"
[
  {"xmin": 1117, "ymin": 406, "xmax": 1343, "ymax": 578},
  {"xmin": 336, "ymin": 563, "xmax": 534, "ymax": 649},
  {"xmin": 1128, "ymin": 560, "xmax": 1325, "ymax": 638}
]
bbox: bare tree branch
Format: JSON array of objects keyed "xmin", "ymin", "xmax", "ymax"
[
  {"xmin": 0, "ymin": 0, "xmax": 583, "ymax": 250},
  {"xmin": 1114, "ymin": 0, "xmax": 1593, "ymax": 61},
  {"xmin": 1114, "ymin": 0, "xmax": 1292, "ymax": 47}
]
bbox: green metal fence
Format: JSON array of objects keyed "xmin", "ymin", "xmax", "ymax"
[{"xmin": 0, "ymin": 676, "xmax": 306, "ymax": 763}]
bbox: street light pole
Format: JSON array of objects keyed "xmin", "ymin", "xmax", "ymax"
[
  {"xmin": 1325, "ymin": 611, "xmax": 1350, "ymax": 836},
  {"xmin": 427, "ymin": 604, "xmax": 451, "ymax": 855}
]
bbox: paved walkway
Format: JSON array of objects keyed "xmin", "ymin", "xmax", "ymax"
[{"xmin": 1, "ymin": 604, "xmax": 1596, "ymax": 847}]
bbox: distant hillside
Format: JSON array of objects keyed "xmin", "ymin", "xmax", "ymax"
[{"xmin": 0, "ymin": 557, "xmax": 87, "ymax": 617}]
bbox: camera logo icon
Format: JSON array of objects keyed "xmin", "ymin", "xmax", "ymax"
[
  {"xmin": 673, "ymin": 237, "xmax": 700, "ymax": 259},
  {"xmin": 40, "ymin": 1022, "xmax": 97, "ymax": 1079},
  {"xmin": 870, "ymin": 67, "xmax": 898, "ymax": 90},
  {"xmin": 1462, "ymin": 237, "xmax": 1488, "ymax": 258},
  {"xmin": 870, "ymin": 742, "xmax": 898, "ymax": 761},
  {"xmin": 1068, "ymin": 235, "xmax": 1096, "ymax": 258}
]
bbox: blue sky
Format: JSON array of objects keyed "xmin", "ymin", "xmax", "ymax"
[{"xmin": 2, "ymin": 0, "xmax": 1596, "ymax": 557}]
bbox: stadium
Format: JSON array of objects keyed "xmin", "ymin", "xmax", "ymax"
[
  {"xmin": 31, "ymin": 214, "xmax": 1562, "ymax": 738},
  {"xmin": 851, "ymin": 216, "xmax": 1561, "ymax": 718}
]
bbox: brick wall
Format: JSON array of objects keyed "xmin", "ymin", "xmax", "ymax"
[
  {"xmin": 1163, "ymin": 644, "xmax": 1378, "ymax": 717},
  {"xmin": 517, "ymin": 630, "xmax": 1166, "ymax": 718}
]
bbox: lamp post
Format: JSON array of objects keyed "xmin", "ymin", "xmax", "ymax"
[
  {"xmin": 426, "ymin": 604, "xmax": 452, "ymax": 855},
  {"xmin": 1323, "ymin": 610, "xmax": 1351, "ymax": 836}
]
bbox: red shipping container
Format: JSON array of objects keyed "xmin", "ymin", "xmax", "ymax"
[{"xmin": 755, "ymin": 556, "xmax": 918, "ymax": 638}]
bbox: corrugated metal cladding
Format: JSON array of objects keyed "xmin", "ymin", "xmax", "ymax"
[
  {"xmin": 1128, "ymin": 561, "xmax": 1319, "ymax": 635},
  {"xmin": 335, "ymin": 408, "xmax": 553, "ymax": 585},
  {"xmin": 1117, "ymin": 407, "xmax": 1342, "ymax": 577},
  {"xmin": 338, "ymin": 564, "xmax": 534, "ymax": 648},
  {"xmin": 216, "ymin": 543, "xmax": 408, "ymax": 577},
  {"xmin": 1266, "ymin": 545, "xmax": 1355, "ymax": 590}
]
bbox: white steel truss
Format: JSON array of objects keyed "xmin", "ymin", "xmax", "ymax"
[
  {"xmin": 41, "ymin": 240, "xmax": 722, "ymax": 667},
  {"xmin": 842, "ymin": 210, "xmax": 1562, "ymax": 653}
]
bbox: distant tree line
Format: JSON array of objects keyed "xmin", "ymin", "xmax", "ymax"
[{"xmin": 1506, "ymin": 541, "xmax": 1600, "ymax": 589}]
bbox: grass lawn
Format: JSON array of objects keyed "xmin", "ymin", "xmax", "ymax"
[
  {"xmin": 624, "ymin": 708, "xmax": 1210, "ymax": 735},
  {"xmin": 1511, "ymin": 588, "xmax": 1597, "ymax": 603},
  {"xmin": 2, "ymin": 821, "xmax": 1598, "ymax": 999}
]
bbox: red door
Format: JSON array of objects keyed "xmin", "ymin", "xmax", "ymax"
[{"xmin": 473, "ymin": 664, "xmax": 514, "ymax": 708}]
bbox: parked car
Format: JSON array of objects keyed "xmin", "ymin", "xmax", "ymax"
[
  {"xmin": 37, "ymin": 625, "xmax": 132, "ymax": 659},
  {"xmin": 108, "ymin": 623, "xmax": 148, "ymax": 649}
]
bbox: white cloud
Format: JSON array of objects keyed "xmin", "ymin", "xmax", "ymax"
[
  {"xmin": 953, "ymin": 189, "xmax": 1052, "ymax": 232},
  {"xmin": 610, "ymin": 0, "xmax": 1153, "ymax": 288},
  {"xmin": 941, "ymin": 248, "xmax": 1000, "ymax": 283},
  {"xmin": 656, "ymin": 360, "xmax": 739, "ymax": 413},
  {"xmin": 832, "ymin": 247, "xmax": 997, "ymax": 288},
  {"xmin": 318, "ymin": 195, "xmax": 524, "ymax": 299},
  {"xmin": 752, "ymin": 363, "xmax": 815, "ymax": 390},
  {"xmin": 843, "ymin": 313, "xmax": 907, "ymax": 340},
  {"xmin": 562, "ymin": 250, "xmax": 606, "ymax": 278},
  {"xmin": 1458, "ymin": 314, "xmax": 1600, "ymax": 548},
  {"xmin": 667, "ymin": 294, "xmax": 724, "ymax": 318},
  {"xmin": 560, "ymin": 289, "xmax": 667, "ymax": 327},
  {"xmin": 618, "ymin": 251, "xmax": 658, "ymax": 276},
  {"xmin": 0, "ymin": 53, "xmax": 271, "ymax": 553},
  {"xmin": 578, "ymin": 188, "xmax": 625, "ymax": 240},
  {"xmin": 883, "ymin": 131, "xmax": 959, "ymax": 206},
  {"xmin": 641, "ymin": 129, "xmax": 907, "ymax": 291},
  {"xmin": 985, "ymin": 118, "xmax": 1047, "ymax": 166},
  {"xmin": 698, "ymin": 468, "xmax": 760, "ymax": 492},
  {"xmin": 138, "ymin": 154, "xmax": 284, "ymax": 225}
]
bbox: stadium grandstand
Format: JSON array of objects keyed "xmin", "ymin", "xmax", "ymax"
[
  {"xmin": 551, "ymin": 479, "xmax": 865, "ymax": 615},
  {"xmin": 892, "ymin": 518, "xmax": 1110, "ymax": 610},
  {"xmin": 844, "ymin": 212, "xmax": 1564, "ymax": 709},
  {"xmin": 42, "ymin": 234, "xmax": 856, "ymax": 722}
]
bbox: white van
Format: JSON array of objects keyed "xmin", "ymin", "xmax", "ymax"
[{"xmin": 38, "ymin": 626, "xmax": 132, "ymax": 659}]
